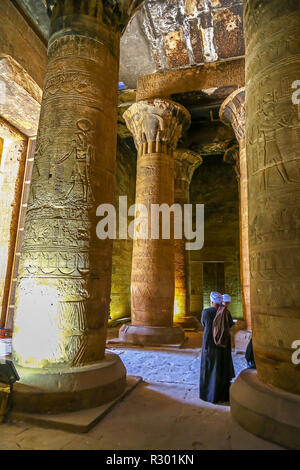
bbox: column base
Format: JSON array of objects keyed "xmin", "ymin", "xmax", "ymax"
[
  {"xmin": 230, "ymin": 369, "xmax": 300, "ymax": 450},
  {"xmin": 12, "ymin": 353, "xmax": 126, "ymax": 414},
  {"xmin": 119, "ymin": 324, "xmax": 185, "ymax": 347},
  {"xmin": 174, "ymin": 315, "xmax": 201, "ymax": 331}
]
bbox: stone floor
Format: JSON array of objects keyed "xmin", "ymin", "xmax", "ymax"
[{"xmin": 0, "ymin": 332, "xmax": 250, "ymax": 450}]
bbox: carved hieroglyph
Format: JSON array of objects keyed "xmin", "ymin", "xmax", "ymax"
[
  {"xmin": 173, "ymin": 149, "xmax": 202, "ymax": 328},
  {"xmin": 245, "ymin": 0, "xmax": 300, "ymax": 394},
  {"xmin": 12, "ymin": 0, "xmax": 144, "ymax": 369},
  {"xmin": 123, "ymin": 99, "xmax": 190, "ymax": 328},
  {"xmin": 220, "ymin": 87, "xmax": 252, "ymax": 331}
]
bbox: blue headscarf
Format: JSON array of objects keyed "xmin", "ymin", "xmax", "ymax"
[{"xmin": 210, "ymin": 291, "xmax": 222, "ymax": 305}]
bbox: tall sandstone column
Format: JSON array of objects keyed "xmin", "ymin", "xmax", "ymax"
[
  {"xmin": 173, "ymin": 149, "xmax": 202, "ymax": 330},
  {"xmin": 230, "ymin": 1, "xmax": 300, "ymax": 449},
  {"xmin": 220, "ymin": 88, "xmax": 252, "ymax": 331},
  {"xmin": 119, "ymin": 99, "xmax": 190, "ymax": 345},
  {"xmin": 12, "ymin": 0, "xmax": 144, "ymax": 413}
]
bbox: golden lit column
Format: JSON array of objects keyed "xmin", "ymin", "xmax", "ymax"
[
  {"xmin": 173, "ymin": 149, "xmax": 202, "ymax": 330},
  {"xmin": 119, "ymin": 99, "xmax": 191, "ymax": 345},
  {"xmin": 230, "ymin": 1, "xmax": 300, "ymax": 449},
  {"xmin": 220, "ymin": 87, "xmax": 252, "ymax": 332},
  {"xmin": 12, "ymin": 0, "xmax": 144, "ymax": 413}
]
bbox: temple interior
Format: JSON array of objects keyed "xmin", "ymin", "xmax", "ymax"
[{"xmin": 0, "ymin": 0, "xmax": 299, "ymax": 451}]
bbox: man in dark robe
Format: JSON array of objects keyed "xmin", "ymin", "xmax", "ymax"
[
  {"xmin": 199, "ymin": 292, "xmax": 235, "ymax": 404},
  {"xmin": 245, "ymin": 338, "xmax": 256, "ymax": 369}
]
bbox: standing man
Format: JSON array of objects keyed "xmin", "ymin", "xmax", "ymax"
[{"xmin": 199, "ymin": 292, "xmax": 235, "ymax": 403}]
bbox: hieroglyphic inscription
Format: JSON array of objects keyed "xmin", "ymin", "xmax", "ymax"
[
  {"xmin": 245, "ymin": 0, "xmax": 300, "ymax": 393},
  {"xmin": 123, "ymin": 101, "xmax": 190, "ymax": 327},
  {"xmin": 13, "ymin": 31, "xmax": 119, "ymax": 368}
]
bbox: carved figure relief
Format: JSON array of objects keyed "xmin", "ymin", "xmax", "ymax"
[{"xmin": 55, "ymin": 119, "xmax": 95, "ymax": 204}]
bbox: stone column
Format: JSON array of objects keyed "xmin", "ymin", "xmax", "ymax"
[
  {"xmin": 119, "ymin": 99, "xmax": 191, "ymax": 346},
  {"xmin": 12, "ymin": 0, "xmax": 144, "ymax": 414},
  {"xmin": 173, "ymin": 149, "xmax": 202, "ymax": 330},
  {"xmin": 230, "ymin": 1, "xmax": 300, "ymax": 449},
  {"xmin": 220, "ymin": 87, "xmax": 251, "ymax": 333}
]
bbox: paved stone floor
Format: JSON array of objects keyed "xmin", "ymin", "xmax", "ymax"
[{"xmin": 0, "ymin": 332, "xmax": 249, "ymax": 450}]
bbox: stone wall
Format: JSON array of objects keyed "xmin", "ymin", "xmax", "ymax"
[
  {"xmin": 0, "ymin": 0, "xmax": 47, "ymax": 91},
  {"xmin": 0, "ymin": 118, "xmax": 27, "ymax": 327},
  {"xmin": 190, "ymin": 154, "xmax": 242, "ymax": 319},
  {"xmin": 110, "ymin": 138, "xmax": 137, "ymax": 321}
]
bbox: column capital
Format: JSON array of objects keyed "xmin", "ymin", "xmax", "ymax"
[
  {"xmin": 219, "ymin": 87, "xmax": 245, "ymax": 143},
  {"xmin": 45, "ymin": 0, "xmax": 145, "ymax": 33},
  {"xmin": 123, "ymin": 99, "xmax": 191, "ymax": 155},
  {"xmin": 174, "ymin": 148, "xmax": 203, "ymax": 185},
  {"xmin": 223, "ymin": 144, "xmax": 240, "ymax": 180}
]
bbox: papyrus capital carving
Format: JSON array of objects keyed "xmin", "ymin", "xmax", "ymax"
[
  {"xmin": 123, "ymin": 99, "xmax": 191, "ymax": 155},
  {"xmin": 174, "ymin": 148, "xmax": 203, "ymax": 185},
  {"xmin": 46, "ymin": 0, "xmax": 145, "ymax": 33},
  {"xmin": 219, "ymin": 87, "xmax": 245, "ymax": 143}
]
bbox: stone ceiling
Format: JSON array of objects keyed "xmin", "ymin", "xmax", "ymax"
[{"xmin": 17, "ymin": 0, "xmax": 244, "ymax": 89}]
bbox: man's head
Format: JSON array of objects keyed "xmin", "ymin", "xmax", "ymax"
[
  {"xmin": 210, "ymin": 291, "xmax": 223, "ymax": 308},
  {"xmin": 222, "ymin": 294, "xmax": 231, "ymax": 307}
]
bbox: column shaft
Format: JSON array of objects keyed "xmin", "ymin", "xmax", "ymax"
[
  {"xmin": 173, "ymin": 149, "xmax": 202, "ymax": 330},
  {"xmin": 245, "ymin": 0, "xmax": 300, "ymax": 394},
  {"xmin": 220, "ymin": 88, "xmax": 251, "ymax": 331},
  {"xmin": 119, "ymin": 99, "xmax": 190, "ymax": 345},
  {"xmin": 11, "ymin": 0, "xmax": 144, "ymax": 413}
]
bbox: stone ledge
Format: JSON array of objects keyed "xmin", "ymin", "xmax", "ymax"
[
  {"xmin": 117, "ymin": 324, "xmax": 186, "ymax": 348},
  {"xmin": 0, "ymin": 55, "xmax": 41, "ymax": 136},
  {"xmin": 9, "ymin": 375, "xmax": 142, "ymax": 434},
  {"xmin": 12, "ymin": 353, "xmax": 127, "ymax": 413},
  {"xmin": 137, "ymin": 57, "xmax": 245, "ymax": 101},
  {"xmin": 230, "ymin": 369, "xmax": 300, "ymax": 450}
]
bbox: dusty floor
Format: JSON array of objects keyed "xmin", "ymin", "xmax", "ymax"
[{"xmin": 0, "ymin": 331, "xmax": 248, "ymax": 450}]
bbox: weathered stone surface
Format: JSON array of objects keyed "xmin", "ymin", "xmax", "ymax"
[
  {"xmin": 120, "ymin": 99, "xmax": 190, "ymax": 345},
  {"xmin": 10, "ymin": 375, "xmax": 142, "ymax": 433},
  {"xmin": 231, "ymin": 369, "xmax": 300, "ymax": 449},
  {"xmin": 173, "ymin": 149, "xmax": 202, "ymax": 329},
  {"xmin": 212, "ymin": 3, "xmax": 244, "ymax": 60},
  {"xmin": 190, "ymin": 155, "xmax": 242, "ymax": 319},
  {"xmin": 120, "ymin": 0, "xmax": 244, "ymax": 88},
  {"xmin": 110, "ymin": 138, "xmax": 136, "ymax": 321},
  {"xmin": 183, "ymin": 120, "xmax": 235, "ymax": 157},
  {"xmin": 17, "ymin": 0, "xmax": 50, "ymax": 40},
  {"xmin": 0, "ymin": 56, "xmax": 42, "ymax": 137},
  {"xmin": 4, "ymin": 139, "xmax": 36, "ymax": 331},
  {"xmin": 13, "ymin": 32, "xmax": 118, "ymax": 369},
  {"xmin": 137, "ymin": 58, "xmax": 245, "ymax": 101},
  {"xmin": 0, "ymin": 0, "xmax": 47, "ymax": 91},
  {"xmin": 119, "ymin": 13, "xmax": 156, "ymax": 89},
  {"xmin": 220, "ymin": 87, "xmax": 251, "ymax": 331},
  {"xmin": 10, "ymin": 0, "xmax": 144, "ymax": 411},
  {"xmin": 245, "ymin": 0, "xmax": 300, "ymax": 395},
  {"xmin": 0, "ymin": 119, "xmax": 27, "ymax": 329},
  {"xmin": 117, "ymin": 89, "xmax": 137, "ymax": 138}
]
